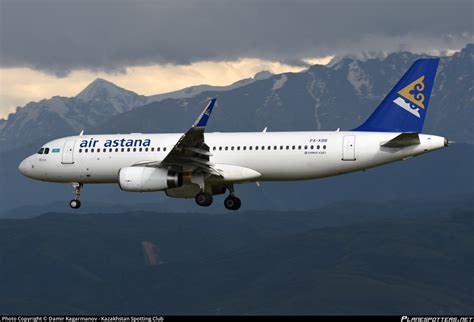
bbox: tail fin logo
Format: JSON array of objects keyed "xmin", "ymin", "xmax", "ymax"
[{"xmin": 393, "ymin": 75, "xmax": 426, "ymax": 118}]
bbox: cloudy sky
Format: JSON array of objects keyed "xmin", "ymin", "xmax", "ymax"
[{"xmin": 0, "ymin": 0, "xmax": 472, "ymax": 118}]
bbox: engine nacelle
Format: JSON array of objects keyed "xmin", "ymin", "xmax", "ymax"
[{"xmin": 119, "ymin": 167, "xmax": 182, "ymax": 192}]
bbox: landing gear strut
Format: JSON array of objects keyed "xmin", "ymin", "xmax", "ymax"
[
  {"xmin": 69, "ymin": 183, "xmax": 82, "ymax": 209},
  {"xmin": 224, "ymin": 185, "xmax": 241, "ymax": 211},
  {"xmin": 195, "ymin": 191, "xmax": 213, "ymax": 207}
]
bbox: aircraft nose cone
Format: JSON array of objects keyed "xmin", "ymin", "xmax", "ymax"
[{"xmin": 18, "ymin": 158, "xmax": 32, "ymax": 177}]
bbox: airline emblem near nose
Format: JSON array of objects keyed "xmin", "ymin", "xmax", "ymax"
[{"xmin": 393, "ymin": 75, "xmax": 426, "ymax": 118}]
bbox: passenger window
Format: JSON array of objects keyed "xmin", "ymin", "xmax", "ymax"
[
  {"xmin": 219, "ymin": 147, "xmax": 222, "ymax": 151},
  {"xmin": 292, "ymin": 146, "xmax": 295, "ymax": 150},
  {"xmin": 127, "ymin": 148, "xmax": 130, "ymax": 152},
  {"xmin": 133, "ymin": 148, "xmax": 136, "ymax": 152},
  {"xmin": 231, "ymin": 146, "xmax": 234, "ymax": 151},
  {"xmin": 280, "ymin": 146, "xmax": 283, "ymax": 150},
  {"xmin": 97, "ymin": 148, "xmax": 101, "ymax": 152},
  {"xmin": 304, "ymin": 145, "xmax": 307, "ymax": 150},
  {"xmin": 323, "ymin": 145, "xmax": 326, "ymax": 149},
  {"xmin": 139, "ymin": 148, "xmax": 142, "ymax": 152},
  {"xmin": 237, "ymin": 146, "xmax": 240, "ymax": 150},
  {"xmin": 286, "ymin": 146, "xmax": 289, "ymax": 150},
  {"xmin": 145, "ymin": 148, "xmax": 148, "ymax": 152},
  {"xmin": 261, "ymin": 146, "xmax": 265, "ymax": 150},
  {"xmin": 79, "ymin": 149, "xmax": 82, "ymax": 153},
  {"xmin": 268, "ymin": 146, "xmax": 271, "ymax": 150},
  {"xmin": 317, "ymin": 145, "xmax": 320, "ymax": 149},
  {"xmin": 225, "ymin": 147, "xmax": 228, "ymax": 151},
  {"xmin": 249, "ymin": 146, "xmax": 252, "ymax": 150},
  {"xmin": 310, "ymin": 145, "xmax": 314, "ymax": 150},
  {"xmin": 85, "ymin": 149, "xmax": 88, "ymax": 153},
  {"xmin": 273, "ymin": 146, "xmax": 277, "ymax": 150},
  {"xmin": 298, "ymin": 145, "xmax": 301, "ymax": 150},
  {"xmin": 164, "ymin": 147, "xmax": 167, "ymax": 152},
  {"xmin": 151, "ymin": 147, "xmax": 154, "ymax": 152}
]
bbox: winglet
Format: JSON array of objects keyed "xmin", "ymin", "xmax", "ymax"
[{"xmin": 193, "ymin": 98, "xmax": 217, "ymax": 128}]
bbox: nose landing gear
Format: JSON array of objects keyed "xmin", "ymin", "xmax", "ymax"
[{"xmin": 69, "ymin": 183, "xmax": 82, "ymax": 209}]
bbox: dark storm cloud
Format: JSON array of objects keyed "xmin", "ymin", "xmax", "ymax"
[{"xmin": 1, "ymin": 0, "xmax": 472, "ymax": 76}]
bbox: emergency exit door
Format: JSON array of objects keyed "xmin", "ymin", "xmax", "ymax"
[{"xmin": 342, "ymin": 135, "xmax": 356, "ymax": 161}]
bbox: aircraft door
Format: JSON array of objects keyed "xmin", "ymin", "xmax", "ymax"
[
  {"xmin": 342, "ymin": 135, "xmax": 356, "ymax": 161},
  {"xmin": 62, "ymin": 140, "xmax": 75, "ymax": 164}
]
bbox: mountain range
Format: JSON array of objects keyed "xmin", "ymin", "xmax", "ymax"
[
  {"xmin": 1, "ymin": 45, "xmax": 472, "ymax": 152},
  {"xmin": 0, "ymin": 44, "xmax": 472, "ymax": 214},
  {"xmin": 0, "ymin": 71, "xmax": 273, "ymax": 151}
]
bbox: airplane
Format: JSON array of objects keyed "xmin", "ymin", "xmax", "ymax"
[{"xmin": 19, "ymin": 58, "xmax": 448, "ymax": 211}]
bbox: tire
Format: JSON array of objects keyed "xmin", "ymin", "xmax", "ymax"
[
  {"xmin": 69, "ymin": 199, "xmax": 81, "ymax": 209},
  {"xmin": 224, "ymin": 196, "xmax": 241, "ymax": 211},
  {"xmin": 195, "ymin": 192, "xmax": 213, "ymax": 207}
]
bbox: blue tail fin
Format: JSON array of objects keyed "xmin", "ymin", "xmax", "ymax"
[{"xmin": 353, "ymin": 58, "xmax": 439, "ymax": 133}]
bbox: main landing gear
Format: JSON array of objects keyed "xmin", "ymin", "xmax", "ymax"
[
  {"xmin": 224, "ymin": 195, "xmax": 241, "ymax": 211},
  {"xmin": 195, "ymin": 191, "xmax": 213, "ymax": 207},
  {"xmin": 69, "ymin": 183, "xmax": 82, "ymax": 209},
  {"xmin": 224, "ymin": 185, "xmax": 241, "ymax": 211},
  {"xmin": 194, "ymin": 185, "xmax": 241, "ymax": 210}
]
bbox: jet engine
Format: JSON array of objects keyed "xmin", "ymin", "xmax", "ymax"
[{"xmin": 119, "ymin": 167, "xmax": 182, "ymax": 192}]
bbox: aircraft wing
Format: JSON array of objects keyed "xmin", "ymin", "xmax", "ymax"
[{"xmin": 136, "ymin": 98, "xmax": 222, "ymax": 176}]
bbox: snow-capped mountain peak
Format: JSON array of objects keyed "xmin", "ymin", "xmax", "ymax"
[
  {"xmin": 75, "ymin": 78, "xmax": 148, "ymax": 114},
  {"xmin": 253, "ymin": 70, "xmax": 273, "ymax": 80},
  {"xmin": 76, "ymin": 78, "xmax": 137, "ymax": 102}
]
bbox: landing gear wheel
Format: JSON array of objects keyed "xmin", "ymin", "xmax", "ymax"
[
  {"xmin": 195, "ymin": 192, "xmax": 213, "ymax": 207},
  {"xmin": 70, "ymin": 183, "xmax": 83, "ymax": 209},
  {"xmin": 70, "ymin": 199, "xmax": 81, "ymax": 209},
  {"xmin": 224, "ymin": 196, "xmax": 241, "ymax": 211}
]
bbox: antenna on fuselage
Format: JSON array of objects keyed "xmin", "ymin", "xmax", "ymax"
[
  {"xmin": 79, "ymin": 130, "xmax": 84, "ymax": 136},
  {"xmin": 262, "ymin": 127, "xmax": 267, "ymax": 133}
]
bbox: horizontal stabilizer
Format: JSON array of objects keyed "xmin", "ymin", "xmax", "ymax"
[{"xmin": 381, "ymin": 132, "xmax": 420, "ymax": 148}]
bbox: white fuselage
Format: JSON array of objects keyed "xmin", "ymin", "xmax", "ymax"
[{"xmin": 19, "ymin": 131, "xmax": 447, "ymax": 185}]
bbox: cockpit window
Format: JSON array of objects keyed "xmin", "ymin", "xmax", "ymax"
[
  {"xmin": 44, "ymin": 148, "xmax": 50, "ymax": 154},
  {"xmin": 38, "ymin": 148, "xmax": 44, "ymax": 154}
]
